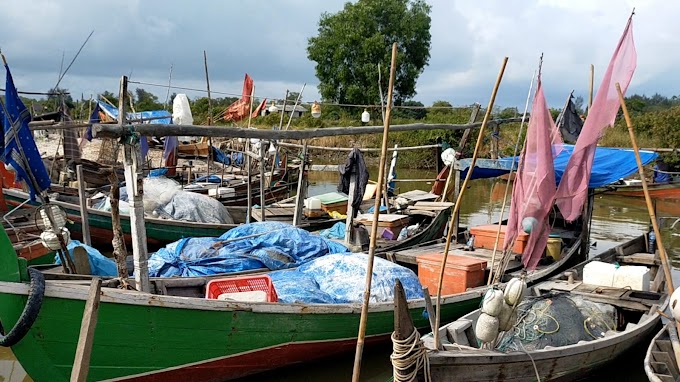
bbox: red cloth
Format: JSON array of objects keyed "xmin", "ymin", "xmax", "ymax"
[
  {"xmin": 503, "ymin": 80, "xmax": 562, "ymax": 270},
  {"xmin": 555, "ymin": 18, "xmax": 637, "ymax": 221},
  {"xmin": 224, "ymin": 74, "xmax": 254, "ymax": 122},
  {"xmin": 252, "ymin": 98, "xmax": 267, "ymax": 119}
]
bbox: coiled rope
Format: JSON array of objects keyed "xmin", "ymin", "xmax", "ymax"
[{"xmin": 390, "ymin": 328, "xmax": 431, "ymax": 382}]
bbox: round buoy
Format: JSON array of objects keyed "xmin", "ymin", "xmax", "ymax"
[
  {"xmin": 504, "ymin": 277, "xmax": 527, "ymax": 306},
  {"xmin": 475, "ymin": 313, "xmax": 500, "ymax": 343},
  {"xmin": 481, "ymin": 288, "xmax": 504, "ymax": 317},
  {"xmin": 522, "ymin": 216, "xmax": 539, "ymax": 234},
  {"xmin": 498, "ymin": 303, "xmax": 518, "ymax": 332},
  {"xmin": 670, "ymin": 288, "xmax": 680, "ymax": 321}
]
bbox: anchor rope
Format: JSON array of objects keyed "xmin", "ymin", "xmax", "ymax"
[{"xmin": 390, "ymin": 328, "xmax": 431, "ymax": 382}]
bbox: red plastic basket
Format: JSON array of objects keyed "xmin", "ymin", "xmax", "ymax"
[{"xmin": 205, "ymin": 275, "xmax": 278, "ymax": 302}]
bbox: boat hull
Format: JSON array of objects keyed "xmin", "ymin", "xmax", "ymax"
[
  {"xmin": 0, "ymin": 281, "xmax": 479, "ymax": 382},
  {"xmin": 601, "ymin": 182, "xmax": 680, "ymax": 199}
]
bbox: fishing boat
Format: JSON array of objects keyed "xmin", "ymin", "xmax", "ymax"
[
  {"xmin": 644, "ymin": 321, "xmax": 680, "ymax": 382},
  {"xmin": 600, "ymin": 181, "xmax": 680, "ymax": 200},
  {"xmin": 0, "ymin": 212, "xmax": 582, "ymax": 381},
  {"xmin": 418, "ymin": 234, "xmax": 667, "ymax": 381}
]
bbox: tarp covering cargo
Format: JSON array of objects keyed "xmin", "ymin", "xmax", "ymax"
[
  {"xmin": 147, "ymin": 222, "xmax": 349, "ymax": 277},
  {"xmin": 269, "ymin": 252, "xmax": 423, "ymax": 303},
  {"xmin": 458, "ymin": 145, "xmax": 658, "ymax": 187}
]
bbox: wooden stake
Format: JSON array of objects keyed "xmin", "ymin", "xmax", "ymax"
[
  {"xmin": 616, "ymin": 82, "xmax": 673, "ymax": 291},
  {"xmin": 109, "ymin": 172, "xmax": 129, "ymax": 281},
  {"xmin": 119, "ymin": 76, "xmax": 150, "ymax": 293},
  {"xmin": 488, "ymin": 70, "xmax": 537, "ymax": 284},
  {"xmin": 434, "ymin": 57, "xmax": 509, "ymax": 350},
  {"xmin": 246, "ymin": 86, "xmax": 255, "ymax": 224},
  {"xmin": 259, "ymin": 143, "xmax": 266, "ymax": 221},
  {"xmin": 70, "ymin": 277, "xmax": 102, "ymax": 382},
  {"xmin": 204, "ymin": 51, "xmax": 214, "ymax": 172},
  {"xmin": 75, "ymin": 165, "xmax": 91, "ymax": 246},
  {"xmin": 277, "ymin": 90, "xmax": 289, "ymax": 130},
  {"xmin": 351, "ymin": 42, "xmax": 398, "ymax": 382},
  {"xmin": 440, "ymin": 106, "xmax": 480, "ymax": 202},
  {"xmin": 292, "ymin": 142, "xmax": 308, "ymax": 226},
  {"xmin": 344, "ymin": 168, "xmax": 358, "ymax": 246},
  {"xmin": 588, "ymin": 64, "xmax": 594, "ymax": 111}
]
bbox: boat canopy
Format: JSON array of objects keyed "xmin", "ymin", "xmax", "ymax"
[{"xmin": 457, "ymin": 144, "xmax": 658, "ymax": 188}]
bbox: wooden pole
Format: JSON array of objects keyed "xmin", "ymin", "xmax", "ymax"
[
  {"xmin": 284, "ymin": 85, "xmax": 306, "ymax": 131},
  {"xmin": 344, "ymin": 169, "xmax": 358, "ymax": 246},
  {"xmin": 487, "ymin": 70, "xmax": 536, "ymax": 284},
  {"xmin": 434, "ymin": 57, "xmax": 508, "ymax": 350},
  {"xmin": 119, "ymin": 76, "xmax": 150, "ymax": 293},
  {"xmin": 440, "ymin": 106, "xmax": 480, "ymax": 202},
  {"xmin": 75, "ymin": 165, "xmax": 91, "ymax": 247},
  {"xmin": 109, "ymin": 172, "xmax": 129, "ymax": 281},
  {"xmin": 391, "ymin": 279, "xmax": 418, "ymax": 381},
  {"xmin": 69, "ymin": 277, "xmax": 102, "ymax": 382},
  {"xmin": 245, "ymin": 86, "xmax": 256, "ymax": 223},
  {"xmin": 278, "ymin": 90, "xmax": 289, "ymax": 130},
  {"xmin": 616, "ymin": 82, "xmax": 673, "ymax": 292},
  {"xmin": 203, "ymin": 50, "xmax": 214, "ymax": 172},
  {"xmin": 292, "ymin": 142, "xmax": 308, "ymax": 226},
  {"xmin": 588, "ymin": 64, "xmax": 594, "ymax": 111},
  {"xmin": 259, "ymin": 143, "xmax": 266, "ymax": 221},
  {"xmin": 93, "ymin": 119, "xmax": 523, "ymax": 141},
  {"xmin": 351, "ymin": 42, "xmax": 398, "ymax": 382}
]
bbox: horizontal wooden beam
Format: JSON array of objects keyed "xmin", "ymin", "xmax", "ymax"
[
  {"xmin": 277, "ymin": 141, "xmax": 441, "ymax": 152},
  {"xmin": 93, "ymin": 118, "xmax": 523, "ymax": 140}
]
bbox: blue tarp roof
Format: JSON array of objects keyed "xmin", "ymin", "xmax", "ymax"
[
  {"xmin": 458, "ymin": 144, "xmax": 658, "ymax": 188},
  {"xmin": 96, "ymin": 101, "xmax": 171, "ymax": 124}
]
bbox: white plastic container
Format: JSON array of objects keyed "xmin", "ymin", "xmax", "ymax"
[
  {"xmin": 217, "ymin": 290, "xmax": 268, "ymax": 302},
  {"xmin": 208, "ymin": 187, "xmax": 236, "ymax": 198},
  {"xmin": 583, "ymin": 261, "xmax": 617, "ymax": 287},
  {"xmin": 613, "ymin": 265, "xmax": 650, "ymax": 291},
  {"xmin": 304, "ymin": 197, "xmax": 322, "ymax": 210}
]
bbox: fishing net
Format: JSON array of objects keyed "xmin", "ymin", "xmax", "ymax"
[{"xmin": 497, "ymin": 293, "xmax": 617, "ymax": 352}]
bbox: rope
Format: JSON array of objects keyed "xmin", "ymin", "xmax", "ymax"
[
  {"xmin": 518, "ymin": 340, "xmax": 541, "ymax": 382},
  {"xmin": 390, "ymin": 328, "xmax": 431, "ymax": 382}
]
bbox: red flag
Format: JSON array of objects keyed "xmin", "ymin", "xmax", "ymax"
[
  {"xmin": 224, "ymin": 74, "xmax": 254, "ymax": 122},
  {"xmin": 555, "ymin": 17, "xmax": 637, "ymax": 221},
  {"xmin": 503, "ymin": 79, "xmax": 562, "ymax": 270},
  {"xmin": 252, "ymin": 98, "xmax": 267, "ymax": 119}
]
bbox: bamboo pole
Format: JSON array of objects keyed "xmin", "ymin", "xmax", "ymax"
[
  {"xmin": 616, "ymin": 81, "xmax": 680, "ymax": 367},
  {"xmin": 277, "ymin": 90, "xmax": 289, "ymax": 130},
  {"xmin": 440, "ymin": 106, "xmax": 481, "ymax": 202},
  {"xmin": 588, "ymin": 64, "xmax": 594, "ymax": 110},
  {"xmin": 75, "ymin": 165, "xmax": 91, "ymax": 247},
  {"xmin": 245, "ymin": 86, "xmax": 255, "ymax": 223},
  {"xmin": 433, "ymin": 57, "xmax": 508, "ymax": 350},
  {"xmin": 351, "ymin": 42, "xmax": 398, "ymax": 382},
  {"xmin": 204, "ymin": 51, "xmax": 214, "ymax": 172},
  {"xmin": 292, "ymin": 142, "xmax": 308, "ymax": 226},
  {"xmin": 616, "ymin": 82, "xmax": 673, "ymax": 293},
  {"xmin": 487, "ymin": 70, "xmax": 536, "ymax": 285}
]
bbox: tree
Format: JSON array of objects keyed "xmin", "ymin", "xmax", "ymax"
[
  {"xmin": 394, "ymin": 100, "xmax": 426, "ymax": 119},
  {"xmin": 286, "ymin": 92, "xmax": 301, "ymax": 102},
  {"xmin": 307, "ymin": 0, "xmax": 432, "ymax": 106},
  {"xmin": 134, "ymin": 88, "xmax": 163, "ymax": 111}
]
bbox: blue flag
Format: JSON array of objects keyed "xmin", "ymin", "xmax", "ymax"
[
  {"xmin": 3, "ymin": 64, "xmax": 51, "ymax": 200},
  {"xmin": 84, "ymin": 102, "xmax": 101, "ymax": 142}
]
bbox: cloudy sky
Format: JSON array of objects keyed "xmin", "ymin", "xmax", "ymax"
[{"xmin": 0, "ymin": 0, "xmax": 677, "ymax": 110}]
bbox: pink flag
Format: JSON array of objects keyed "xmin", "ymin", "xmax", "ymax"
[
  {"xmin": 503, "ymin": 79, "xmax": 561, "ymax": 270},
  {"xmin": 555, "ymin": 18, "xmax": 636, "ymax": 221}
]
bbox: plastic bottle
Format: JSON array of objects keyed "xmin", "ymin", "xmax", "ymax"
[{"xmin": 649, "ymin": 229, "xmax": 656, "ymax": 254}]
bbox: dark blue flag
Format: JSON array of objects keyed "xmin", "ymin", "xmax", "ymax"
[
  {"xmin": 84, "ymin": 102, "xmax": 101, "ymax": 142},
  {"xmin": 3, "ymin": 64, "xmax": 51, "ymax": 200}
]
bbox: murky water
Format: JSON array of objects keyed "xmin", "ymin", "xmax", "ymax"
[{"xmin": 2, "ymin": 171, "xmax": 678, "ymax": 382}]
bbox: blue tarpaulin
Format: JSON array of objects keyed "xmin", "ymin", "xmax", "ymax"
[
  {"xmin": 147, "ymin": 222, "xmax": 350, "ymax": 277},
  {"xmin": 55, "ymin": 240, "xmax": 118, "ymax": 277},
  {"xmin": 458, "ymin": 145, "xmax": 658, "ymax": 188}
]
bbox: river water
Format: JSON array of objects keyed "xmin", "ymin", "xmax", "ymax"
[{"xmin": 2, "ymin": 168, "xmax": 678, "ymax": 382}]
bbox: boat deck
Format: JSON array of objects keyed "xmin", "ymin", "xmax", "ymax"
[{"xmin": 389, "ymin": 242, "xmax": 523, "ymax": 272}]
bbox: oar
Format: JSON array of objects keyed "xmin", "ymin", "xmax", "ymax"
[{"xmin": 616, "ymin": 82, "xmax": 680, "ymax": 366}]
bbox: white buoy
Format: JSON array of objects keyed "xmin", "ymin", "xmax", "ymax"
[
  {"xmin": 475, "ymin": 313, "xmax": 500, "ymax": 343},
  {"xmin": 481, "ymin": 288, "xmax": 505, "ymax": 317},
  {"xmin": 670, "ymin": 288, "xmax": 680, "ymax": 321},
  {"xmin": 498, "ymin": 303, "xmax": 518, "ymax": 332},
  {"xmin": 504, "ymin": 277, "xmax": 527, "ymax": 306}
]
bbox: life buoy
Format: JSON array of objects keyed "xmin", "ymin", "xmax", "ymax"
[{"xmin": 0, "ymin": 268, "xmax": 45, "ymax": 347}]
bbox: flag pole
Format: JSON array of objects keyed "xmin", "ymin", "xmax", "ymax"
[
  {"xmin": 434, "ymin": 57, "xmax": 508, "ymax": 350},
  {"xmin": 351, "ymin": 42, "xmax": 398, "ymax": 382},
  {"xmin": 588, "ymin": 64, "xmax": 594, "ymax": 111}
]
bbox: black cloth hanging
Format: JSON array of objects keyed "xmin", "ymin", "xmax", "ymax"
[{"xmin": 337, "ymin": 147, "xmax": 369, "ymax": 216}]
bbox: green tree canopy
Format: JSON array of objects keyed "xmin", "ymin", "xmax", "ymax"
[{"xmin": 307, "ymin": 0, "xmax": 432, "ymax": 106}]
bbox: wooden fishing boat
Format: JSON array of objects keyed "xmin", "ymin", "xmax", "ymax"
[
  {"xmin": 419, "ymin": 234, "xmax": 667, "ymax": 382},
  {"xmin": 644, "ymin": 321, "xmax": 680, "ymax": 382},
  {"xmin": 600, "ymin": 181, "xmax": 680, "ymax": 199},
  {"xmin": 0, "ymin": 214, "xmax": 582, "ymax": 381}
]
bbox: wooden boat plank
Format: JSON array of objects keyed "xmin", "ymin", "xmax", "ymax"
[
  {"xmin": 656, "ymin": 340, "xmax": 680, "ymax": 377},
  {"xmin": 653, "ymin": 351, "xmax": 680, "ymax": 379}
]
